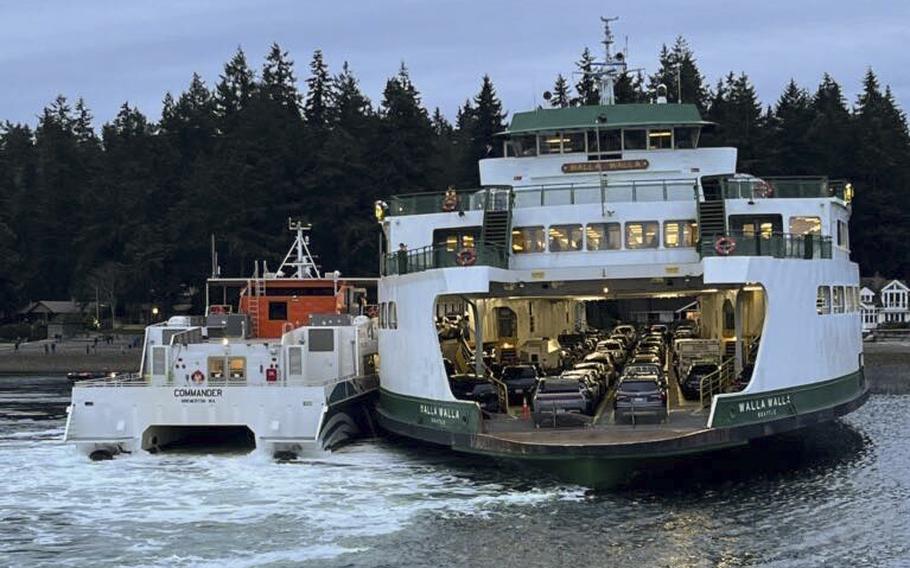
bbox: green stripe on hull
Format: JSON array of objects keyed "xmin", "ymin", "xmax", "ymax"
[
  {"xmin": 377, "ymin": 388, "xmax": 481, "ymax": 435},
  {"xmin": 710, "ymin": 369, "xmax": 865, "ymax": 428}
]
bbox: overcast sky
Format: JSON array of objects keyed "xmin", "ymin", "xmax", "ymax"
[{"xmin": 1, "ymin": 0, "xmax": 907, "ymax": 127}]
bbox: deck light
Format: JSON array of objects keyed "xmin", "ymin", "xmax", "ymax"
[{"xmin": 221, "ymin": 338, "xmax": 229, "ymax": 346}]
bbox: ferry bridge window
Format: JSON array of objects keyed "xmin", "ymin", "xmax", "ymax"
[
  {"xmin": 833, "ymin": 286, "xmax": 845, "ymax": 314},
  {"xmin": 539, "ymin": 133, "xmax": 562, "ymax": 154},
  {"xmin": 623, "ymin": 129, "xmax": 647, "ymax": 151},
  {"xmin": 647, "ymin": 129, "xmax": 673, "ymax": 150},
  {"xmin": 586, "ymin": 222, "xmax": 621, "ymax": 250},
  {"xmin": 433, "ymin": 227, "xmax": 481, "ymax": 252},
  {"xmin": 664, "ymin": 220, "xmax": 697, "ymax": 248},
  {"xmin": 548, "ymin": 224, "xmax": 583, "ymax": 252},
  {"xmin": 511, "ymin": 226, "xmax": 546, "ymax": 254},
  {"xmin": 268, "ymin": 301, "xmax": 288, "ymax": 320},
  {"xmin": 730, "ymin": 215, "xmax": 783, "ymax": 238},
  {"xmin": 508, "ymin": 135, "xmax": 537, "ymax": 157},
  {"xmin": 789, "ymin": 216, "xmax": 822, "ymax": 235},
  {"xmin": 562, "ymin": 131, "xmax": 585, "ymax": 153},
  {"xmin": 625, "ymin": 221, "xmax": 660, "ymax": 249},
  {"xmin": 837, "ymin": 220, "xmax": 849, "ymax": 248},
  {"xmin": 586, "ymin": 129, "xmax": 622, "ymax": 159},
  {"xmin": 817, "ymin": 286, "xmax": 831, "ymax": 315},
  {"xmin": 674, "ymin": 127, "xmax": 700, "ymax": 149}
]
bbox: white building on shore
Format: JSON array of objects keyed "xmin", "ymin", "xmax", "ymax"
[{"xmin": 859, "ymin": 279, "xmax": 909, "ymax": 331}]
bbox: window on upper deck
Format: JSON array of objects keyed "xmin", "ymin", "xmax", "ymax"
[
  {"xmin": 623, "ymin": 129, "xmax": 646, "ymax": 151},
  {"xmin": 674, "ymin": 127, "xmax": 700, "ymax": 149},
  {"xmin": 817, "ymin": 286, "xmax": 831, "ymax": 315},
  {"xmin": 648, "ymin": 129, "xmax": 673, "ymax": 150},
  {"xmin": 511, "ymin": 226, "xmax": 546, "ymax": 253},
  {"xmin": 625, "ymin": 221, "xmax": 660, "ymax": 249},
  {"xmin": 539, "ymin": 133, "xmax": 562, "ymax": 154},
  {"xmin": 837, "ymin": 220, "xmax": 849, "ymax": 248},
  {"xmin": 562, "ymin": 131, "xmax": 585, "ymax": 153},
  {"xmin": 507, "ymin": 135, "xmax": 537, "ymax": 157},
  {"xmin": 664, "ymin": 220, "xmax": 697, "ymax": 248},
  {"xmin": 789, "ymin": 216, "xmax": 821, "ymax": 235},
  {"xmin": 586, "ymin": 223, "xmax": 622, "ymax": 250},
  {"xmin": 548, "ymin": 224, "xmax": 583, "ymax": 252},
  {"xmin": 587, "ymin": 129, "xmax": 622, "ymax": 159}
]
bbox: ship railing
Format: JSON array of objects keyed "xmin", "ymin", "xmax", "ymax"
[
  {"xmin": 75, "ymin": 372, "xmax": 370, "ymax": 388},
  {"xmin": 698, "ymin": 358, "xmax": 736, "ymax": 408},
  {"xmin": 720, "ymin": 176, "xmax": 852, "ymax": 201},
  {"xmin": 699, "ymin": 231, "xmax": 832, "ymax": 260},
  {"xmin": 387, "ymin": 179, "xmax": 700, "ymax": 216},
  {"xmin": 73, "ymin": 373, "xmax": 145, "ymax": 387},
  {"xmin": 382, "ymin": 241, "xmax": 509, "ymax": 276}
]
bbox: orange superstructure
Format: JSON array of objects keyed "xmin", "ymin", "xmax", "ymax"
[{"xmin": 238, "ymin": 279, "xmax": 347, "ymax": 339}]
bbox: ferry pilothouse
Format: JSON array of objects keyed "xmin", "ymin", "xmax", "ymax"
[
  {"xmin": 65, "ymin": 222, "xmax": 380, "ymax": 460},
  {"xmin": 373, "ymin": 19, "xmax": 866, "ymax": 486}
]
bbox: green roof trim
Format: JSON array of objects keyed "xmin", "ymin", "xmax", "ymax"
[{"xmin": 503, "ymin": 103, "xmax": 710, "ymax": 135}]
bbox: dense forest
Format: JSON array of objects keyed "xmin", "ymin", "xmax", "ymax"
[{"xmin": 0, "ymin": 38, "xmax": 908, "ymax": 321}]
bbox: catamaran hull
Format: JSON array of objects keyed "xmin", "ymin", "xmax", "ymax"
[
  {"xmin": 375, "ymin": 370, "xmax": 867, "ymax": 488},
  {"xmin": 64, "ymin": 378, "xmax": 378, "ymax": 459}
]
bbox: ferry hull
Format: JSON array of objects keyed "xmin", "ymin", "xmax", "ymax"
[{"xmin": 376, "ymin": 370, "xmax": 868, "ymax": 488}]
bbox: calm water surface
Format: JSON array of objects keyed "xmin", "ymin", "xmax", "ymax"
[{"xmin": 1, "ymin": 376, "xmax": 908, "ymax": 567}]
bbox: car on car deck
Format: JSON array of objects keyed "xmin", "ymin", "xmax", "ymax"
[
  {"xmin": 613, "ymin": 376, "xmax": 668, "ymax": 422},
  {"xmin": 533, "ymin": 377, "xmax": 595, "ymax": 415},
  {"xmin": 500, "ymin": 365, "xmax": 540, "ymax": 405},
  {"xmin": 680, "ymin": 361, "xmax": 722, "ymax": 400}
]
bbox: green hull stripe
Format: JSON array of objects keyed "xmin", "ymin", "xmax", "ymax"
[
  {"xmin": 710, "ymin": 369, "xmax": 865, "ymax": 428},
  {"xmin": 378, "ymin": 387, "xmax": 481, "ymax": 435}
]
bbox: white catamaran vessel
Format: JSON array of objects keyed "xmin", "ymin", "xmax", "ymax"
[
  {"xmin": 65, "ymin": 222, "xmax": 379, "ymax": 460},
  {"xmin": 373, "ymin": 19, "xmax": 866, "ymax": 486}
]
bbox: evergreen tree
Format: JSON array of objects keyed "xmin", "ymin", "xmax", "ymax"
[
  {"xmin": 304, "ymin": 49, "xmax": 331, "ymax": 128},
  {"xmin": 551, "ymin": 74, "xmax": 571, "ymax": 107},
  {"xmin": 214, "ymin": 47, "xmax": 256, "ymax": 124},
  {"xmin": 766, "ymin": 79, "xmax": 814, "ymax": 174},
  {"xmin": 469, "ymin": 75, "xmax": 506, "ymax": 160},
  {"xmin": 614, "ymin": 70, "xmax": 647, "ymax": 104},
  {"xmin": 262, "ymin": 43, "xmax": 300, "ymax": 115},
  {"xmin": 647, "ymin": 37, "xmax": 709, "ymax": 110},
  {"xmin": 573, "ymin": 48, "xmax": 600, "ymax": 105},
  {"xmin": 805, "ymin": 73, "xmax": 852, "ymax": 177}
]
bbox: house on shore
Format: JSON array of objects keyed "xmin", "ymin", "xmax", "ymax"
[{"xmin": 859, "ymin": 279, "xmax": 909, "ymax": 331}]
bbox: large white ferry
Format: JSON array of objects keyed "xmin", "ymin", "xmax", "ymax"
[
  {"xmin": 373, "ymin": 19, "xmax": 866, "ymax": 486},
  {"xmin": 65, "ymin": 222, "xmax": 379, "ymax": 460}
]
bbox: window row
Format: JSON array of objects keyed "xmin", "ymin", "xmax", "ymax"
[
  {"xmin": 504, "ymin": 126, "xmax": 701, "ymax": 158},
  {"xmin": 379, "ymin": 301, "xmax": 398, "ymax": 329},
  {"xmin": 816, "ymin": 285, "xmax": 861, "ymax": 315},
  {"xmin": 511, "ymin": 220, "xmax": 697, "ymax": 253}
]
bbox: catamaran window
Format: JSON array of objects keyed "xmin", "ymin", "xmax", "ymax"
[
  {"xmin": 388, "ymin": 302, "xmax": 398, "ymax": 329},
  {"xmin": 508, "ymin": 135, "xmax": 538, "ymax": 157},
  {"xmin": 511, "ymin": 226, "xmax": 546, "ymax": 253},
  {"xmin": 228, "ymin": 357, "xmax": 245, "ymax": 381},
  {"xmin": 208, "ymin": 357, "xmax": 225, "ymax": 380},
  {"xmin": 308, "ymin": 328, "xmax": 334, "ymax": 352},
  {"xmin": 539, "ymin": 133, "xmax": 562, "ymax": 154},
  {"xmin": 548, "ymin": 224, "xmax": 583, "ymax": 252},
  {"xmin": 664, "ymin": 220, "xmax": 697, "ymax": 248},
  {"xmin": 625, "ymin": 221, "xmax": 660, "ymax": 249},
  {"xmin": 586, "ymin": 223, "xmax": 621, "ymax": 250},
  {"xmin": 817, "ymin": 286, "xmax": 831, "ymax": 315},
  {"xmin": 648, "ymin": 129, "xmax": 673, "ymax": 150},
  {"xmin": 562, "ymin": 131, "xmax": 585, "ymax": 153},
  {"xmin": 379, "ymin": 302, "xmax": 387, "ymax": 329},
  {"xmin": 268, "ymin": 301, "xmax": 288, "ymax": 320},
  {"xmin": 833, "ymin": 286, "xmax": 845, "ymax": 314},
  {"xmin": 837, "ymin": 220, "xmax": 849, "ymax": 248},
  {"xmin": 789, "ymin": 216, "xmax": 821, "ymax": 235},
  {"xmin": 674, "ymin": 127, "xmax": 700, "ymax": 149},
  {"xmin": 623, "ymin": 129, "xmax": 646, "ymax": 151}
]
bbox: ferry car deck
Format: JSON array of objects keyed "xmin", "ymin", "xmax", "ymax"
[{"xmin": 372, "ymin": 21, "xmax": 866, "ymax": 487}]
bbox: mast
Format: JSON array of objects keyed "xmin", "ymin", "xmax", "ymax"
[
  {"xmin": 587, "ymin": 16, "xmax": 628, "ymax": 106},
  {"xmin": 277, "ymin": 219, "xmax": 321, "ymax": 279}
]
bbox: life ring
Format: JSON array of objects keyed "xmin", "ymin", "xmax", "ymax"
[
  {"xmin": 714, "ymin": 236, "xmax": 737, "ymax": 256},
  {"xmin": 455, "ymin": 247, "xmax": 477, "ymax": 266},
  {"xmin": 441, "ymin": 193, "xmax": 459, "ymax": 212},
  {"xmin": 754, "ymin": 179, "xmax": 774, "ymax": 198},
  {"xmin": 191, "ymin": 370, "xmax": 205, "ymax": 384}
]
